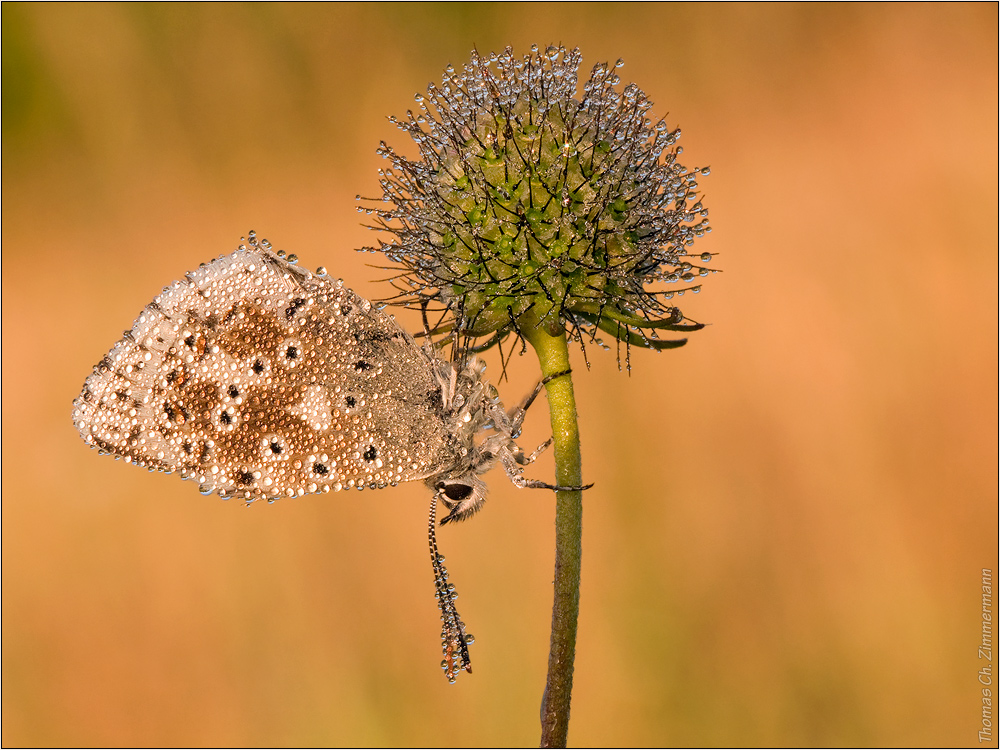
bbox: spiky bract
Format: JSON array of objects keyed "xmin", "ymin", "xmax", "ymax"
[{"xmin": 362, "ymin": 45, "xmax": 715, "ymax": 357}]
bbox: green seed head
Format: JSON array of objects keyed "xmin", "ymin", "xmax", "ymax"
[{"xmin": 362, "ymin": 45, "xmax": 715, "ymax": 354}]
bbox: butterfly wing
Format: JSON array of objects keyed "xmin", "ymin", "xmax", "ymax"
[{"xmin": 73, "ymin": 244, "xmax": 453, "ymax": 502}]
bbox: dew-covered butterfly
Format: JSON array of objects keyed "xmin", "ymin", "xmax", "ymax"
[{"xmin": 73, "ymin": 231, "xmax": 584, "ymax": 681}]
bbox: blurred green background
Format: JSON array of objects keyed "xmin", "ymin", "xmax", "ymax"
[{"xmin": 3, "ymin": 3, "xmax": 997, "ymax": 746}]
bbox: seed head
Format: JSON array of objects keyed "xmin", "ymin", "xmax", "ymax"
[{"xmin": 361, "ymin": 45, "xmax": 715, "ymax": 359}]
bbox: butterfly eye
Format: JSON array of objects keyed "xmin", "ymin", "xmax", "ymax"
[{"xmin": 442, "ymin": 483, "xmax": 473, "ymax": 502}]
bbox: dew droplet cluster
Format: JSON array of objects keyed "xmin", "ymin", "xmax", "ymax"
[{"xmin": 360, "ymin": 44, "xmax": 716, "ymax": 354}]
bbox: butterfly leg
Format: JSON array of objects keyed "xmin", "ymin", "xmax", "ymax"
[
  {"xmin": 509, "ymin": 474, "xmax": 595, "ymax": 493},
  {"xmin": 508, "ymin": 368, "xmax": 573, "ymax": 435},
  {"xmin": 513, "ymin": 437, "xmax": 553, "ymax": 466},
  {"xmin": 496, "ymin": 442, "xmax": 593, "ymax": 492}
]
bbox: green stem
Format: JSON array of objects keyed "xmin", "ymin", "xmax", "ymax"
[{"xmin": 525, "ymin": 327, "xmax": 583, "ymax": 749}]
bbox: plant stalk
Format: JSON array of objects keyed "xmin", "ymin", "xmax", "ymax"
[{"xmin": 526, "ymin": 328, "xmax": 583, "ymax": 749}]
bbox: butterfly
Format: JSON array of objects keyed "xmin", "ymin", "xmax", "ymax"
[{"xmin": 73, "ymin": 231, "xmax": 583, "ymax": 680}]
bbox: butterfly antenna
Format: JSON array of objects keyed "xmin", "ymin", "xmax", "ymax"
[{"xmin": 428, "ymin": 491, "xmax": 473, "ymax": 682}]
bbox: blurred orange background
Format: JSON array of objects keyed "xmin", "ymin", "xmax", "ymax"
[{"xmin": 3, "ymin": 4, "xmax": 997, "ymax": 746}]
